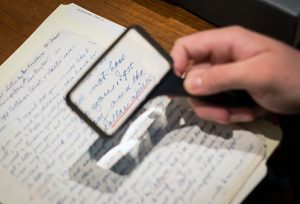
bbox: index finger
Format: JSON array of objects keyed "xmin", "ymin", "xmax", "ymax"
[{"xmin": 170, "ymin": 26, "xmax": 266, "ymax": 76}]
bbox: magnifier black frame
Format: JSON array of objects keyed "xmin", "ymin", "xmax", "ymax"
[{"xmin": 66, "ymin": 25, "xmax": 173, "ymax": 137}]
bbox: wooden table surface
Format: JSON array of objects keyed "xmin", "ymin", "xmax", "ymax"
[{"xmin": 0, "ymin": 0, "xmax": 213, "ymax": 65}]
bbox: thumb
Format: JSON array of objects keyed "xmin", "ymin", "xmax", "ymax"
[{"xmin": 184, "ymin": 63, "xmax": 249, "ymax": 95}]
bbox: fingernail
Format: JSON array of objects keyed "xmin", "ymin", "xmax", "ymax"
[
  {"xmin": 185, "ymin": 75, "xmax": 202, "ymax": 91},
  {"xmin": 174, "ymin": 70, "xmax": 182, "ymax": 77}
]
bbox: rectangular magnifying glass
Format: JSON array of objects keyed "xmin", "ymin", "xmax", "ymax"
[
  {"xmin": 66, "ymin": 26, "xmax": 173, "ymax": 136},
  {"xmin": 66, "ymin": 26, "xmax": 255, "ymax": 137}
]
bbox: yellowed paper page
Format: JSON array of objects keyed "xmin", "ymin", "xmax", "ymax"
[
  {"xmin": 0, "ymin": 3, "xmax": 124, "ymax": 87},
  {"xmin": 0, "ymin": 4, "xmax": 281, "ymax": 204},
  {"xmin": 0, "ymin": 28, "xmax": 264, "ymax": 204}
]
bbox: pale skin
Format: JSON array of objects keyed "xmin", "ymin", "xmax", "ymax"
[{"xmin": 171, "ymin": 26, "xmax": 300, "ymax": 124}]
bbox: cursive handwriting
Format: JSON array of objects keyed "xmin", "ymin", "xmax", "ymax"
[
  {"xmin": 72, "ymin": 47, "xmax": 158, "ymax": 134},
  {"xmin": 0, "ymin": 29, "xmax": 266, "ymax": 204}
]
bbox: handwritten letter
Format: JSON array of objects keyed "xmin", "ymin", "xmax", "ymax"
[
  {"xmin": 0, "ymin": 30, "xmax": 266, "ymax": 204},
  {"xmin": 70, "ymin": 29, "xmax": 170, "ymax": 135}
]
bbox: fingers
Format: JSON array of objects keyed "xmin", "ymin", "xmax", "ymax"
[
  {"xmin": 183, "ymin": 62, "xmax": 254, "ymax": 95},
  {"xmin": 171, "ymin": 27, "xmax": 240, "ymax": 75},
  {"xmin": 188, "ymin": 99, "xmax": 265, "ymax": 124},
  {"xmin": 170, "ymin": 26, "xmax": 267, "ymax": 76},
  {"xmin": 189, "ymin": 99, "xmax": 231, "ymax": 124},
  {"xmin": 170, "ymin": 38, "xmax": 190, "ymax": 76},
  {"xmin": 170, "ymin": 30, "xmax": 229, "ymax": 76}
]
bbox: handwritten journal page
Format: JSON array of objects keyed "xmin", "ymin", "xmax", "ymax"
[
  {"xmin": 69, "ymin": 28, "xmax": 172, "ymax": 135},
  {"xmin": 0, "ymin": 3, "xmax": 123, "ymax": 87},
  {"xmin": 0, "ymin": 4, "xmax": 280, "ymax": 204}
]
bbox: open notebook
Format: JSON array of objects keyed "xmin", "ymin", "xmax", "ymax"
[{"xmin": 0, "ymin": 4, "xmax": 281, "ymax": 204}]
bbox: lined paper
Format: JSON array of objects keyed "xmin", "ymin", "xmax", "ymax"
[
  {"xmin": 1, "ymin": 4, "xmax": 281, "ymax": 204},
  {"xmin": 0, "ymin": 28, "xmax": 266, "ymax": 204}
]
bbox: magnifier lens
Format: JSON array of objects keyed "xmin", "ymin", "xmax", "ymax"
[{"xmin": 68, "ymin": 27, "xmax": 171, "ymax": 136}]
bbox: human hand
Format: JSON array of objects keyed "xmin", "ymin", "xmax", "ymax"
[{"xmin": 171, "ymin": 26, "xmax": 300, "ymax": 124}]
